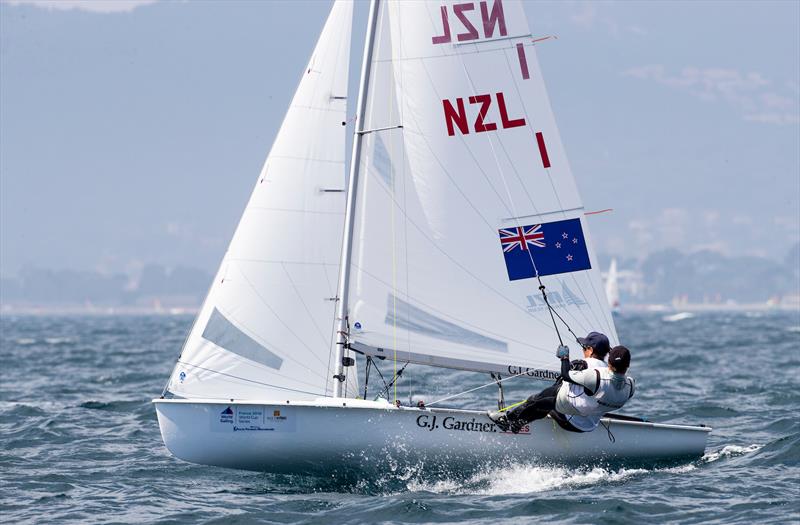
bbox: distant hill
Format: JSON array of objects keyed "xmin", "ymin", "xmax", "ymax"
[
  {"xmin": 639, "ymin": 245, "xmax": 798, "ymax": 303},
  {"xmin": 0, "ymin": 264, "xmax": 211, "ymax": 311},
  {"xmin": 2, "ymin": 246, "xmax": 798, "ymax": 311}
]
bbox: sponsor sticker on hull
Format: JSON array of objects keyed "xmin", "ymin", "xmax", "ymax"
[
  {"xmin": 415, "ymin": 414, "xmax": 530, "ymax": 435},
  {"xmin": 211, "ymin": 405, "xmax": 296, "ymax": 433}
]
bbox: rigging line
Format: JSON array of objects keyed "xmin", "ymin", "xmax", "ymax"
[
  {"xmin": 367, "ymin": 11, "xmax": 580, "ymax": 353},
  {"xmin": 498, "ymin": 48, "xmax": 610, "ymax": 337},
  {"xmin": 183, "ymin": 330, "xmax": 333, "ymax": 391},
  {"xmin": 426, "ymin": 368, "xmax": 550, "ymax": 407},
  {"xmin": 371, "ymin": 357, "xmax": 391, "ymax": 395},
  {"xmin": 377, "ymin": 1, "xmax": 414, "ymax": 372},
  {"xmin": 498, "ymin": 52, "xmax": 602, "ymax": 344},
  {"xmin": 498, "ymin": 399, "xmax": 526, "ymax": 412},
  {"xmin": 582, "ymin": 270, "xmax": 618, "ymax": 340},
  {"xmin": 418, "ymin": 61, "xmax": 518, "ymax": 220},
  {"xmin": 366, "ymin": 116, "xmax": 544, "ymax": 334},
  {"xmin": 160, "ymin": 285, "xmax": 214, "ymax": 397},
  {"xmin": 540, "ymin": 280, "xmax": 565, "ymax": 346},
  {"xmin": 347, "ymin": 181, "xmax": 558, "ymax": 339},
  {"xmin": 450, "ymin": 39, "xmax": 568, "ymax": 347},
  {"xmin": 452, "ymin": 50, "xmax": 549, "ymax": 281},
  {"xmin": 600, "ymin": 419, "xmax": 616, "ymax": 443},
  {"xmin": 176, "ymin": 361, "xmax": 327, "ymax": 398},
  {"xmin": 467, "ymin": 78, "xmax": 594, "ymax": 338},
  {"xmin": 501, "ymin": 50, "xmax": 569, "ymax": 219},
  {"xmin": 393, "ymin": 106, "xmax": 504, "ymax": 232},
  {"xmin": 281, "ymin": 262, "xmax": 331, "ymax": 349},
  {"xmin": 383, "ymin": 361, "xmax": 410, "ymax": 401},
  {"xmin": 206, "ymin": 303, "xmax": 329, "ymax": 385},
  {"xmin": 342, "ymin": 317, "xmax": 354, "ymax": 397},
  {"xmin": 452, "ymin": 53, "xmax": 525, "ymax": 227},
  {"xmin": 565, "ymin": 272, "xmax": 607, "ymax": 338},
  {"xmin": 373, "ymin": 106, "xmax": 556, "ymax": 339},
  {"xmin": 545, "ymin": 298, "xmax": 581, "ymax": 344},
  {"xmin": 374, "ymin": 42, "xmax": 525, "ymax": 63},
  {"xmin": 321, "ymin": 245, "xmax": 340, "ymax": 397},
  {"xmin": 363, "ymin": 356, "xmax": 372, "ymax": 399},
  {"xmin": 422, "ymin": 39, "xmax": 551, "ymax": 316},
  {"xmin": 386, "ymin": 9, "xmax": 399, "ymax": 404},
  {"xmin": 395, "ymin": 18, "xmax": 413, "ymax": 380},
  {"xmin": 396, "ymin": 123, "xmax": 562, "ymax": 341},
  {"xmin": 362, "ymin": 162, "xmax": 569, "ymax": 356},
  {"xmin": 233, "ymin": 263, "xmax": 331, "ymax": 373},
  {"xmin": 351, "ymin": 262, "xmax": 553, "ymax": 353}
]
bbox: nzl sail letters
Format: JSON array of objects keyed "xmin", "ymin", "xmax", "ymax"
[
  {"xmin": 443, "ymin": 93, "xmax": 525, "ymax": 136},
  {"xmin": 431, "ymin": 0, "xmax": 507, "ymax": 44}
]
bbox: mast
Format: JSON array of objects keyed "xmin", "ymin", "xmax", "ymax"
[{"xmin": 333, "ymin": 0, "xmax": 380, "ymax": 397}]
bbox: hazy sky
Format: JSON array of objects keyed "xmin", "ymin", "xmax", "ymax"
[{"xmin": 1, "ymin": 0, "xmax": 798, "ymax": 278}]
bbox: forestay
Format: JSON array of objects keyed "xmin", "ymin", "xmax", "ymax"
[
  {"xmin": 346, "ymin": 0, "xmax": 616, "ymax": 378},
  {"xmin": 165, "ymin": 1, "xmax": 357, "ymax": 401}
]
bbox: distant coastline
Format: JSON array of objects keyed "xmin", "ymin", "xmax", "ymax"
[{"xmin": 2, "ymin": 301, "xmax": 797, "ymax": 316}]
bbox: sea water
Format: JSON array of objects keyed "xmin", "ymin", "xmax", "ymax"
[{"xmin": 1, "ymin": 311, "xmax": 798, "ymax": 524}]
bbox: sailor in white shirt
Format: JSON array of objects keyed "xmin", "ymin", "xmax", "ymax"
[
  {"xmin": 488, "ymin": 335, "xmax": 634, "ymax": 434},
  {"xmin": 555, "ymin": 332, "xmax": 613, "ymax": 432}
]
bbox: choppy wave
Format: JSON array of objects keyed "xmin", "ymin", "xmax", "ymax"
[
  {"xmin": 701, "ymin": 443, "xmax": 763, "ymax": 463},
  {"xmin": 662, "ymin": 312, "xmax": 695, "ymax": 322},
  {"xmin": 1, "ymin": 313, "xmax": 798, "ymax": 525}
]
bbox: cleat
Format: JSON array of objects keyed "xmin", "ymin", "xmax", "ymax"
[{"xmin": 487, "ymin": 410, "xmax": 510, "ymax": 432}]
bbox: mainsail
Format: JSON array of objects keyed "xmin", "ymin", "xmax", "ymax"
[
  {"xmin": 343, "ymin": 0, "xmax": 616, "ymax": 378},
  {"xmin": 165, "ymin": 1, "xmax": 355, "ymax": 401}
]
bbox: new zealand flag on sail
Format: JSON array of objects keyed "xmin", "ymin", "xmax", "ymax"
[{"xmin": 498, "ymin": 218, "xmax": 591, "ymax": 281}]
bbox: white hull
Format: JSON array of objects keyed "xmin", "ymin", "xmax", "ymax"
[{"xmin": 154, "ymin": 398, "xmax": 710, "ymax": 475}]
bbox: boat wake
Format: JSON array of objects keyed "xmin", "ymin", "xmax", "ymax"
[
  {"xmin": 406, "ymin": 464, "xmax": 649, "ymax": 495},
  {"xmin": 397, "ymin": 443, "xmax": 764, "ymax": 496}
]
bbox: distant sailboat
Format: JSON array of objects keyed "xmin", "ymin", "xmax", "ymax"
[
  {"xmin": 154, "ymin": 0, "xmax": 709, "ymax": 474},
  {"xmin": 605, "ymin": 258, "xmax": 621, "ymax": 313}
]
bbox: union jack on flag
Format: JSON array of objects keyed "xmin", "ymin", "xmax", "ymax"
[{"xmin": 499, "ymin": 225, "xmax": 545, "ymax": 253}]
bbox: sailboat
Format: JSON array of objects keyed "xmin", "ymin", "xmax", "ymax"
[
  {"xmin": 605, "ymin": 258, "xmax": 621, "ymax": 313},
  {"xmin": 154, "ymin": 0, "xmax": 710, "ymax": 475}
]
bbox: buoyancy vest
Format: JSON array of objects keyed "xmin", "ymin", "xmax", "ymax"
[
  {"xmin": 593, "ymin": 369, "xmax": 635, "ymax": 411},
  {"xmin": 556, "ymin": 367, "xmax": 635, "ymax": 418},
  {"xmin": 560, "ymin": 358, "xmax": 606, "ymax": 431}
]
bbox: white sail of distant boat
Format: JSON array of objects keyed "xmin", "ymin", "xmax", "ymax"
[
  {"xmin": 155, "ymin": 0, "xmax": 709, "ymax": 474},
  {"xmin": 605, "ymin": 258, "xmax": 620, "ymax": 312}
]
